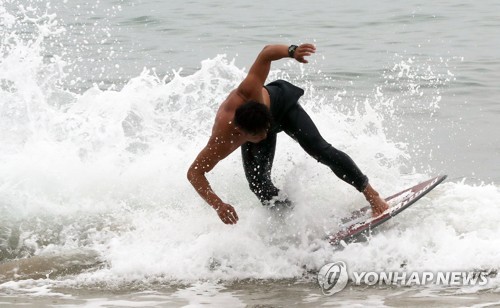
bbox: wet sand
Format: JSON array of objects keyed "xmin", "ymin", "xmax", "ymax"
[{"xmin": 1, "ymin": 281, "xmax": 500, "ymax": 307}]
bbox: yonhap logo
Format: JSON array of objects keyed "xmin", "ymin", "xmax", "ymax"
[
  {"xmin": 317, "ymin": 261, "xmax": 348, "ymax": 295},
  {"xmin": 317, "ymin": 260, "xmax": 489, "ymax": 296}
]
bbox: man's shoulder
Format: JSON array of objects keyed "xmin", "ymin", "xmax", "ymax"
[
  {"xmin": 212, "ymin": 102, "xmax": 236, "ymax": 137},
  {"xmin": 218, "ymin": 90, "xmax": 245, "ymax": 114}
]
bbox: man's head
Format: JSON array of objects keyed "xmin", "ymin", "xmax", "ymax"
[{"xmin": 234, "ymin": 101, "xmax": 271, "ymax": 142}]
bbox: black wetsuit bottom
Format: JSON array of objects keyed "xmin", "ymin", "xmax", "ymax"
[{"xmin": 241, "ymin": 80, "xmax": 368, "ymax": 204}]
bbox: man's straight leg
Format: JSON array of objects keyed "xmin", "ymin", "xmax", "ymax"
[{"xmin": 282, "ymin": 104, "xmax": 369, "ymax": 192}]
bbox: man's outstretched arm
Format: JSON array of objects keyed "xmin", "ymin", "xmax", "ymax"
[{"xmin": 237, "ymin": 44, "xmax": 316, "ymax": 100}]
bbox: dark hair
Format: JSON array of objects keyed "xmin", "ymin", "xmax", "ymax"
[{"xmin": 234, "ymin": 101, "xmax": 271, "ymax": 134}]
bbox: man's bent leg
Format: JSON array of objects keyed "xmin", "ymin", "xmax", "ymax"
[{"xmin": 241, "ymin": 132, "xmax": 280, "ymax": 204}]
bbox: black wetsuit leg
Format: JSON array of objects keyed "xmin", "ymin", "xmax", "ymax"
[
  {"xmin": 241, "ymin": 131, "xmax": 280, "ymax": 203},
  {"xmin": 281, "ymin": 104, "xmax": 369, "ymax": 192}
]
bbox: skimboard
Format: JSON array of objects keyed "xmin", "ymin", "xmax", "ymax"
[{"xmin": 327, "ymin": 175, "xmax": 447, "ymax": 245}]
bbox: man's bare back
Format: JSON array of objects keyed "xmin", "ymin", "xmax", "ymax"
[{"xmin": 211, "ymin": 88, "xmax": 271, "ymax": 148}]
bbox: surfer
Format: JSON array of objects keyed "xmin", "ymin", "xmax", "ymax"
[{"xmin": 187, "ymin": 44, "xmax": 389, "ymax": 225}]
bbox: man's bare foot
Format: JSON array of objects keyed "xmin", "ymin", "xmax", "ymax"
[{"xmin": 363, "ymin": 184, "xmax": 390, "ymax": 217}]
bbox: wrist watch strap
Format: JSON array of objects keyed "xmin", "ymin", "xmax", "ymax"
[{"xmin": 288, "ymin": 45, "xmax": 298, "ymax": 58}]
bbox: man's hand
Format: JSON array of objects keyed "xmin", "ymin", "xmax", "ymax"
[
  {"xmin": 294, "ymin": 44, "xmax": 316, "ymax": 63},
  {"xmin": 215, "ymin": 203, "xmax": 239, "ymax": 225}
]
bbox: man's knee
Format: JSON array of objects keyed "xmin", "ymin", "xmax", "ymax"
[{"xmin": 303, "ymin": 138, "xmax": 334, "ymax": 163}]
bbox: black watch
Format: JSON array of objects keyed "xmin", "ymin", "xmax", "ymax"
[{"xmin": 288, "ymin": 45, "xmax": 298, "ymax": 58}]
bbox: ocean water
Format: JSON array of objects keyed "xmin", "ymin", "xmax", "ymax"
[{"xmin": 1, "ymin": 0, "xmax": 499, "ymax": 306}]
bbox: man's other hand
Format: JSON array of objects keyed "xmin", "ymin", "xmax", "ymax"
[
  {"xmin": 294, "ymin": 44, "xmax": 316, "ymax": 63},
  {"xmin": 215, "ymin": 203, "xmax": 239, "ymax": 225}
]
